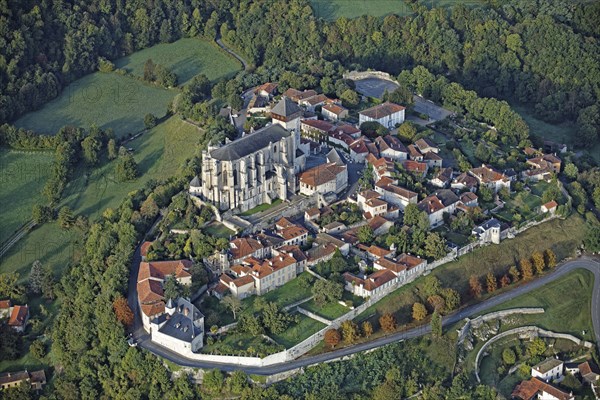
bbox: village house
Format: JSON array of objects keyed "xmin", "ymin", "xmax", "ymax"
[
  {"xmin": 254, "ymin": 82, "xmax": 278, "ymax": 98},
  {"xmin": 423, "ymin": 151, "xmax": 443, "ymax": 168},
  {"xmin": 283, "ymin": 88, "xmax": 318, "ymax": 102},
  {"xmin": 407, "ymin": 144, "xmax": 424, "ymax": 161},
  {"xmin": 431, "ymin": 167, "xmax": 453, "ymax": 188},
  {"xmin": 375, "ymin": 177, "xmax": 418, "ymax": 211},
  {"xmin": 469, "ymin": 164, "xmax": 511, "ymax": 192},
  {"xmin": 526, "ymin": 154, "xmax": 562, "ymax": 174},
  {"xmin": 322, "ymin": 103, "xmax": 349, "ymax": 121},
  {"xmin": 418, "ymin": 189, "xmax": 460, "ymax": 227},
  {"xmin": 541, "ymin": 200, "xmax": 558, "ymax": 215},
  {"xmin": 246, "ymin": 94, "xmax": 270, "ymax": 115},
  {"xmin": 301, "ymin": 119, "xmax": 334, "ymax": 141},
  {"xmin": 299, "ymin": 94, "xmax": 328, "ymax": 112},
  {"xmin": 359, "ymin": 102, "xmax": 406, "ymax": 128},
  {"xmin": 373, "ymin": 253, "xmax": 428, "ymax": 283},
  {"xmin": 414, "ymin": 137, "xmax": 439, "ymax": 154},
  {"xmin": 368, "ymin": 215, "xmax": 394, "ymax": 236},
  {"xmin": 298, "ymin": 162, "xmax": 348, "ymax": 196},
  {"xmin": 0, "ymin": 370, "xmax": 46, "ymax": 391},
  {"xmin": 275, "ymin": 217, "xmax": 309, "ymax": 246},
  {"xmin": 322, "ymin": 221, "xmax": 346, "ymax": 234},
  {"xmin": 315, "ymin": 233, "xmax": 351, "ymax": 256},
  {"xmin": 374, "ymin": 135, "xmax": 408, "ymax": 161},
  {"xmin": 1, "ymin": 301, "xmax": 30, "ymax": 333},
  {"xmin": 472, "ymin": 218, "xmax": 502, "ymax": 244},
  {"xmin": 532, "ymin": 358, "xmax": 564, "ymax": 382},
  {"xmin": 402, "ymin": 159, "xmax": 429, "ymax": 177},
  {"xmin": 451, "ymin": 172, "xmax": 479, "ymax": 192},
  {"xmin": 367, "ymin": 155, "xmax": 396, "ymax": 181},
  {"xmin": 229, "ymin": 237, "xmax": 270, "ymax": 266},
  {"xmin": 343, "ymin": 269, "xmax": 397, "ymax": 298},
  {"xmin": 512, "ymin": 377, "xmax": 574, "ymax": 400}
]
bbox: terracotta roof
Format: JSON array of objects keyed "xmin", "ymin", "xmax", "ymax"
[
  {"xmin": 322, "ymin": 103, "xmax": 347, "ymax": 116},
  {"xmin": 8, "ymin": 305, "xmax": 28, "ymax": 327},
  {"xmin": 138, "ymin": 260, "xmax": 192, "ymax": 282},
  {"xmin": 415, "ymin": 137, "xmax": 438, "ymax": 152},
  {"xmin": 402, "ymin": 160, "xmax": 428, "ymax": 173},
  {"xmin": 470, "ymin": 165, "xmax": 508, "ymax": 183},
  {"xmin": 367, "ymin": 245, "xmax": 392, "ymax": 258},
  {"xmin": 523, "ymin": 147, "xmax": 539, "ymax": 156},
  {"xmin": 140, "ymin": 241, "xmax": 153, "ymax": 257},
  {"xmin": 375, "ymin": 135, "xmax": 407, "ymax": 153},
  {"xmin": 283, "ymin": 88, "xmax": 302, "ymax": 99},
  {"xmin": 230, "ymin": 264, "xmax": 252, "ymax": 276},
  {"xmin": 344, "ymin": 269, "xmax": 397, "ymax": 291},
  {"xmin": 255, "ymin": 82, "xmax": 278, "ymax": 95},
  {"xmin": 512, "ymin": 378, "xmax": 573, "ymax": 400},
  {"xmin": 453, "ymin": 172, "xmax": 479, "ymax": 188},
  {"xmin": 213, "ymin": 282, "xmax": 230, "ymax": 295},
  {"xmin": 435, "ymin": 167, "xmax": 453, "ymax": 182},
  {"xmin": 359, "ymin": 190, "xmax": 382, "ymax": 201},
  {"xmin": 542, "ymin": 200, "xmax": 558, "ymax": 210},
  {"xmin": 407, "ymin": 144, "xmax": 422, "ymax": 159},
  {"xmin": 333, "ymin": 123, "xmax": 361, "ymax": 136},
  {"xmin": 460, "ymin": 191, "xmax": 478, "ymax": 203},
  {"xmin": 0, "ymin": 300, "xmax": 11, "ymax": 309},
  {"xmin": 375, "ymin": 176, "xmax": 397, "ymax": 188},
  {"xmin": 350, "ymin": 138, "xmax": 370, "ymax": 155},
  {"xmin": 306, "ymin": 243, "xmax": 336, "ymax": 262},
  {"xmin": 279, "ymin": 225, "xmax": 308, "ymax": 241},
  {"xmin": 302, "ymin": 94, "xmax": 328, "ymax": 106},
  {"xmin": 382, "ymin": 183, "xmax": 417, "ymax": 200},
  {"xmin": 305, "ymin": 207, "xmax": 320, "ymax": 217},
  {"xmin": 366, "ymin": 198, "xmax": 387, "ymax": 208},
  {"xmin": 396, "ymin": 253, "xmax": 424, "ymax": 269},
  {"xmin": 230, "ymin": 237, "xmax": 265, "ymax": 260},
  {"xmin": 424, "ymin": 151, "xmax": 442, "ymax": 161},
  {"xmin": 376, "ymin": 258, "xmax": 407, "ymax": 274},
  {"xmin": 418, "ymin": 195, "xmax": 445, "ymax": 215},
  {"xmin": 276, "ymin": 217, "xmax": 295, "ymax": 230},
  {"xmin": 137, "ymin": 279, "xmax": 164, "ymax": 304},
  {"xmin": 232, "ymin": 274, "xmax": 255, "ymax": 287},
  {"xmin": 368, "ymin": 215, "xmax": 391, "ymax": 231},
  {"xmin": 302, "ymin": 119, "xmax": 334, "ymax": 132},
  {"xmin": 298, "ymin": 162, "xmax": 346, "ymax": 187},
  {"xmin": 360, "ymin": 102, "xmax": 405, "ymax": 120},
  {"xmin": 276, "ymin": 245, "xmax": 307, "ymax": 262},
  {"xmin": 140, "ymin": 302, "xmax": 165, "ymax": 317}
]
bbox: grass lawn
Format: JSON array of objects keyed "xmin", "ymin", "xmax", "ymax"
[
  {"xmin": 115, "ymin": 38, "xmax": 242, "ymax": 85},
  {"xmin": 0, "ymin": 149, "xmax": 54, "ymax": 243},
  {"xmin": 201, "ymin": 331, "xmax": 284, "ymax": 357},
  {"xmin": 301, "ymin": 299, "xmax": 349, "ymax": 320},
  {"xmin": 310, "ymin": 0, "xmax": 485, "ymax": 20},
  {"xmin": 481, "ymin": 269, "xmax": 595, "ymax": 341},
  {"xmin": 239, "ymin": 199, "xmax": 283, "ymax": 216},
  {"xmin": 355, "ymin": 214, "xmax": 586, "ymax": 327},
  {"xmin": 270, "ymin": 313, "xmax": 326, "ymax": 348},
  {"xmin": 204, "ymin": 222, "xmax": 235, "ymax": 238},
  {"xmin": 1, "ymin": 116, "xmax": 201, "ymax": 282},
  {"xmin": 241, "ymin": 272, "xmax": 314, "ymax": 314},
  {"xmin": 15, "ymin": 72, "xmax": 176, "ymax": 138}
]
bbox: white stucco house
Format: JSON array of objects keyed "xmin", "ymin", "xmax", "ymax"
[{"xmin": 359, "ymin": 102, "xmax": 405, "ymax": 129}]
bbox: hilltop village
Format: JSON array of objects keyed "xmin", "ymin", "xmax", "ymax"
[{"xmin": 135, "ymin": 81, "xmax": 569, "ymax": 358}]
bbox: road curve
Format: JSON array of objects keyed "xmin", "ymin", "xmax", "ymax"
[
  {"xmin": 129, "ymin": 255, "xmax": 600, "ymax": 375},
  {"xmin": 216, "ymin": 38, "xmax": 249, "ymax": 71}
]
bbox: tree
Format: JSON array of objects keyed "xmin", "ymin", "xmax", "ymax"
[
  {"xmin": 412, "ymin": 302, "xmax": 427, "ymax": 321},
  {"xmin": 362, "ymin": 321, "xmax": 373, "ymax": 338},
  {"xmin": 113, "ymin": 296, "xmax": 134, "ymax": 327},
  {"xmin": 81, "ymin": 136, "xmax": 101, "ymax": 165},
  {"xmin": 564, "ymin": 163, "xmax": 578, "ymax": 180},
  {"xmin": 40, "ymin": 266, "xmax": 56, "ymax": 300},
  {"xmin": 502, "ymin": 348, "xmax": 516, "ymax": 365},
  {"xmin": 58, "ymin": 206, "xmax": 75, "ymax": 229},
  {"xmin": 486, "ymin": 272, "xmax": 497, "ymax": 293},
  {"xmin": 0, "ymin": 324, "xmax": 21, "ymax": 361},
  {"xmin": 261, "ymin": 302, "xmax": 293, "ymax": 334},
  {"xmin": 140, "ymin": 196, "xmax": 159, "ymax": 219},
  {"xmin": 340, "ymin": 89, "xmax": 359, "ymax": 108},
  {"xmin": 143, "ymin": 59, "xmax": 155, "ymax": 81},
  {"xmin": 32, "ymin": 204, "xmax": 53, "ymax": 224},
  {"xmin": 526, "ymin": 338, "xmax": 547, "ymax": 358},
  {"xmin": 531, "ymin": 251, "xmax": 545, "ymax": 274},
  {"xmin": 340, "ymin": 320, "xmax": 360, "ymax": 343},
  {"xmin": 427, "ymin": 295, "xmax": 446, "ymax": 313},
  {"xmin": 163, "ymin": 276, "xmax": 182, "ymax": 300},
  {"xmin": 421, "ymin": 276, "xmax": 441, "ymax": 298},
  {"xmin": 469, "ymin": 275, "xmax": 483, "ymax": 298},
  {"xmin": 509, "ymin": 266, "xmax": 520, "ymax": 282},
  {"xmin": 520, "ymin": 258, "xmax": 534, "ymax": 280},
  {"xmin": 228, "ymin": 93, "xmax": 243, "ymax": 111},
  {"xmin": 222, "ymin": 296, "xmax": 243, "ymax": 320},
  {"xmin": 107, "ymin": 139, "xmax": 118, "ymax": 160},
  {"xmin": 144, "ymin": 113, "xmax": 157, "ymax": 129},
  {"xmin": 431, "ymin": 311, "xmax": 442, "ymax": 337},
  {"xmin": 0, "ymin": 272, "xmax": 25, "ymax": 300},
  {"xmin": 114, "ymin": 151, "xmax": 138, "ymax": 182},
  {"xmin": 226, "ymin": 371, "xmax": 248, "ymax": 394},
  {"xmin": 424, "ymin": 233, "xmax": 447, "ymax": 259},
  {"xmin": 203, "ymin": 369, "xmax": 224, "ymax": 394},
  {"xmin": 379, "ymin": 313, "xmax": 397, "ymax": 332},
  {"xmin": 324, "ymin": 328, "xmax": 341, "ymax": 349},
  {"xmin": 30, "ymin": 339, "xmax": 46, "ymax": 359},
  {"xmin": 237, "ymin": 314, "xmax": 263, "ymax": 335},
  {"xmin": 357, "ymin": 225, "xmax": 374, "ymax": 244},
  {"xmin": 544, "ymin": 249, "xmax": 557, "ymax": 268},
  {"xmin": 29, "ymin": 260, "xmax": 44, "ymax": 294},
  {"xmin": 312, "ymin": 279, "xmax": 343, "ymax": 305},
  {"xmin": 442, "ymin": 288, "xmax": 461, "ymax": 311},
  {"xmin": 499, "ymin": 274, "xmax": 511, "ymax": 288}
]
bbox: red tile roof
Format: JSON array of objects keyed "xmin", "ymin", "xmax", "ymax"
[
  {"xmin": 8, "ymin": 305, "xmax": 28, "ymax": 327},
  {"xmin": 344, "ymin": 269, "xmax": 397, "ymax": 291},
  {"xmin": 138, "ymin": 260, "xmax": 192, "ymax": 282},
  {"xmin": 140, "ymin": 302, "xmax": 165, "ymax": 317},
  {"xmin": 402, "ymin": 160, "xmax": 428, "ymax": 173},
  {"xmin": 367, "ymin": 245, "xmax": 392, "ymax": 258},
  {"xmin": 0, "ymin": 300, "xmax": 11, "ymax": 309},
  {"xmin": 302, "ymin": 119, "xmax": 334, "ymax": 132},
  {"xmin": 230, "ymin": 237, "xmax": 265, "ymax": 260},
  {"xmin": 299, "ymin": 163, "xmax": 346, "ymax": 187},
  {"xmin": 140, "ymin": 241, "xmax": 153, "ymax": 257},
  {"xmin": 137, "ymin": 279, "xmax": 164, "ymax": 304},
  {"xmin": 322, "ymin": 103, "xmax": 347, "ymax": 116},
  {"xmin": 512, "ymin": 378, "xmax": 573, "ymax": 400},
  {"xmin": 542, "ymin": 200, "xmax": 558, "ymax": 210},
  {"xmin": 255, "ymin": 82, "xmax": 278, "ymax": 95},
  {"xmin": 360, "ymin": 102, "xmax": 405, "ymax": 119}
]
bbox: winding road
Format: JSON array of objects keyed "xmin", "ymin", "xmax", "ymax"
[
  {"xmin": 128, "ymin": 251, "xmax": 600, "ymax": 375},
  {"xmin": 216, "ymin": 38, "xmax": 249, "ymax": 71}
]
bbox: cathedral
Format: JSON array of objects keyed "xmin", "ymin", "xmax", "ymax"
[{"xmin": 192, "ymin": 97, "xmax": 307, "ymax": 212}]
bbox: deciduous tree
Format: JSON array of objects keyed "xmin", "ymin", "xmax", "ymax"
[
  {"xmin": 379, "ymin": 313, "xmax": 397, "ymax": 332},
  {"xmin": 531, "ymin": 251, "xmax": 545, "ymax": 274},
  {"xmin": 544, "ymin": 249, "xmax": 557, "ymax": 268},
  {"xmin": 324, "ymin": 328, "xmax": 341, "ymax": 349},
  {"xmin": 486, "ymin": 272, "xmax": 497, "ymax": 293},
  {"xmin": 340, "ymin": 320, "xmax": 360, "ymax": 343},
  {"xmin": 362, "ymin": 321, "xmax": 373, "ymax": 338},
  {"xmin": 520, "ymin": 258, "xmax": 534, "ymax": 280},
  {"xmin": 113, "ymin": 296, "xmax": 134, "ymax": 327},
  {"xmin": 469, "ymin": 275, "xmax": 483, "ymax": 298},
  {"xmin": 412, "ymin": 302, "xmax": 427, "ymax": 321}
]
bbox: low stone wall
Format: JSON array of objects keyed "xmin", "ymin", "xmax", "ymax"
[
  {"xmin": 457, "ymin": 308, "xmax": 545, "ymax": 345},
  {"xmin": 344, "ymin": 70, "xmax": 399, "ymax": 84},
  {"xmin": 474, "ymin": 326, "xmax": 594, "ymax": 382},
  {"xmin": 282, "ymin": 296, "xmax": 314, "ymax": 312},
  {"xmin": 297, "ymin": 307, "xmax": 332, "ymax": 325}
]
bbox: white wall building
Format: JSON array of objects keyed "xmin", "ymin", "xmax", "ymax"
[{"xmin": 359, "ymin": 102, "xmax": 405, "ymax": 128}]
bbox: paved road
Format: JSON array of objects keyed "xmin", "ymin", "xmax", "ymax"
[{"xmin": 130, "ymin": 255, "xmax": 600, "ymax": 374}]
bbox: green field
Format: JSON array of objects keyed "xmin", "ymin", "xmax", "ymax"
[
  {"xmin": 115, "ymin": 38, "xmax": 241, "ymax": 85},
  {"xmin": 0, "ymin": 150, "xmax": 54, "ymax": 242},
  {"xmin": 1, "ymin": 116, "xmax": 202, "ymax": 280},
  {"xmin": 241, "ymin": 272, "xmax": 314, "ymax": 315},
  {"xmin": 270, "ymin": 313, "xmax": 326, "ymax": 348},
  {"xmin": 310, "ymin": 0, "xmax": 485, "ymax": 20},
  {"xmin": 301, "ymin": 299, "xmax": 349, "ymax": 320},
  {"xmin": 14, "ymin": 38, "xmax": 242, "ymax": 138},
  {"xmin": 15, "ymin": 72, "xmax": 176, "ymax": 138},
  {"xmin": 355, "ymin": 214, "xmax": 586, "ymax": 327},
  {"xmin": 239, "ymin": 199, "xmax": 283, "ymax": 216}
]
